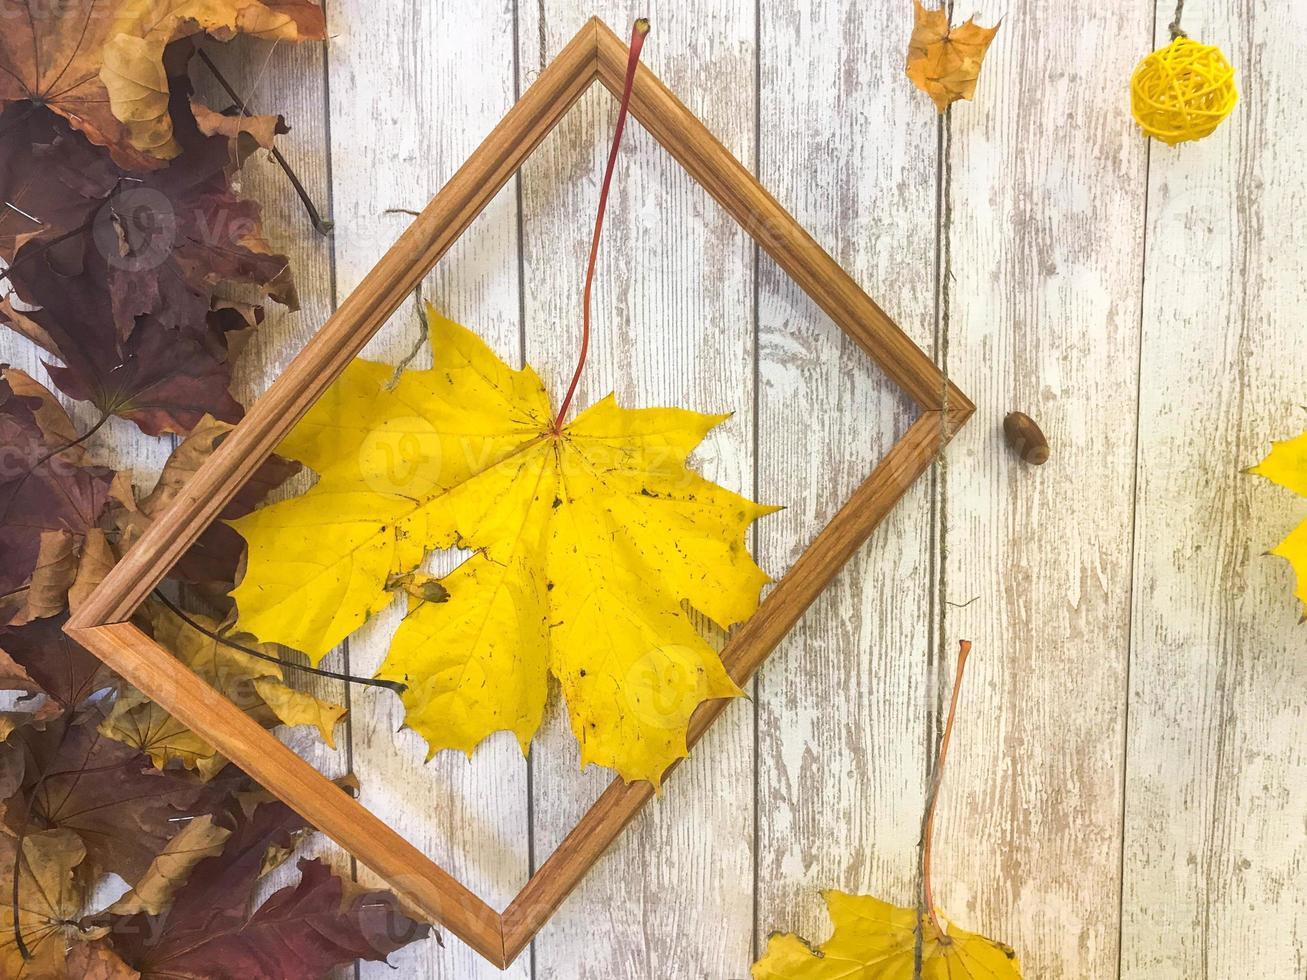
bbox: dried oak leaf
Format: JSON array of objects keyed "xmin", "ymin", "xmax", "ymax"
[
  {"xmin": 0, "ymin": 0, "xmax": 325, "ymax": 169},
  {"xmin": 100, "ymin": 600, "xmax": 344, "ymax": 780},
  {"xmin": 0, "ymin": 81, "xmax": 296, "ymax": 435},
  {"xmin": 0, "ymin": 829, "xmax": 105, "ymax": 979},
  {"xmin": 232, "ymin": 309, "xmax": 776, "ymax": 786},
  {"xmin": 108, "ymin": 798, "xmax": 430, "ymax": 979},
  {"xmin": 905, "ymin": 1, "xmax": 1000, "ymax": 112},
  {"xmin": 0, "ymin": 367, "xmax": 115, "ymax": 626},
  {"xmin": 752, "ymin": 891, "xmax": 1021, "ymax": 979},
  {"xmin": 1250, "ymin": 430, "xmax": 1307, "ymax": 614}
]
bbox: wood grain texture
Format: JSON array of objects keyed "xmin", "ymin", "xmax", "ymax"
[
  {"xmin": 753, "ymin": 0, "xmax": 940, "ymax": 952},
  {"xmin": 933, "ymin": 1, "xmax": 1150, "ymax": 977},
  {"xmin": 193, "ymin": 37, "xmax": 353, "ymax": 979},
  {"xmin": 516, "ymin": 6, "xmax": 759, "ymax": 976},
  {"xmin": 33, "ymin": 3, "xmax": 1307, "ymax": 977},
  {"xmin": 322, "ymin": 1, "xmax": 530, "ymax": 975},
  {"xmin": 65, "ymin": 11, "xmax": 963, "ymax": 975},
  {"xmin": 1122, "ymin": 2, "xmax": 1307, "ymax": 976}
]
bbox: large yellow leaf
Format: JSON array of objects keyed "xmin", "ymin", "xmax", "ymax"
[
  {"xmin": 752, "ymin": 891, "xmax": 1021, "ymax": 979},
  {"xmin": 231, "ymin": 308, "xmax": 775, "ymax": 784},
  {"xmin": 1250, "ymin": 430, "xmax": 1307, "ymax": 612}
]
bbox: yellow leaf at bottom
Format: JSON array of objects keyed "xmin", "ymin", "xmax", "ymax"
[{"xmin": 753, "ymin": 892, "xmax": 1021, "ymax": 980}]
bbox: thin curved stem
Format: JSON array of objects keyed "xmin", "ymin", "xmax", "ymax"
[
  {"xmin": 196, "ymin": 48, "xmax": 334, "ymax": 235},
  {"xmin": 150, "ymin": 590, "xmax": 405, "ymax": 694},
  {"xmin": 921, "ymin": 639, "xmax": 972, "ymax": 940},
  {"xmin": 552, "ymin": 19, "xmax": 650, "ymax": 431}
]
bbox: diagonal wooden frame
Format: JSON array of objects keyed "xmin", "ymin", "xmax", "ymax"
[{"xmin": 66, "ymin": 16, "xmax": 972, "ymax": 969}]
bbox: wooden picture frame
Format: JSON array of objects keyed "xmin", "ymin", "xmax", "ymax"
[{"xmin": 67, "ymin": 16, "xmax": 972, "ymax": 969}]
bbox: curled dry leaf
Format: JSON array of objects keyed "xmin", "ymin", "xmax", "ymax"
[
  {"xmin": 107, "ymin": 813, "xmax": 232, "ymax": 917},
  {"xmin": 0, "ymin": 0, "xmax": 325, "ymax": 169},
  {"xmin": 232, "ymin": 308, "xmax": 776, "ymax": 786},
  {"xmin": 100, "ymin": 601, "xmax": 345, "ymax": 780},
  {"xmin": 905, "ymin": 0, "xmax": 1000, "ymax": 112},
  {"xmin": 191, "ymin": 98, "xmax": 289, "ymax": 155},
  {"xmin": 0, "ymin": 367, "xmax": 114, "ymax": 627}
]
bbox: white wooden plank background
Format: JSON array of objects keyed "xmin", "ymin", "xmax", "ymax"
[{"xmin": 3, "ymin": 1, "xmax": 1305, "ymax": 976}]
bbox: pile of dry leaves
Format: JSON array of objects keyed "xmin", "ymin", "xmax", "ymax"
[{"xmin": 0, "ymin": 4, "xmax": 431, "ymax": 977}]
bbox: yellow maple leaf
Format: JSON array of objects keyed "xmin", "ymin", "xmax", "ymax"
[
  {"xmin": 1250, "ymin": 430, "xmax": 1307, "ymax": 612},
  {"xmin": 231, "ymin": 308, "xmax": 775, "ymax": 785},
  {"xmin": 905, "ymin": 1, "xmax": 1000, "ymax": 113},
  {"xmin": 753, "ymin": 891, "xmax": 1021, "ymax": 980}
]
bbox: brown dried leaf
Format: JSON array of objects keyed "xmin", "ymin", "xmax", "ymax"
[
  {"xmin": 107, "ymin": 813, "xmax": 232, "ymax": 917},
  {"xmin": 905, "ymin": 1, "xmax": 1000, "ymax": 112},
  {"xmin": 0, "ymin": 1, "xmax": 324, "ymax": 168}
]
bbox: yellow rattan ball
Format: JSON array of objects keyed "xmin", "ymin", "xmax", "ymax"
[{"xmin": 1131, "ymin": 36, "xmax": 1237, "ymax": 145}]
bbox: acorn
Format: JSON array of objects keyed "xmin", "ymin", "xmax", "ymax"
[{"xmin": 1003, "ymin": 412, "xmax": 1049, "ymax": 465}]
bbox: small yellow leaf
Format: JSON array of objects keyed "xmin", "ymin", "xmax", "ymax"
[
  {"xmin": 100, "ymin": 689, "xmax": 228, "ymax": 781},
  {"xmin": 252, "ymin": 677, "xmax": 346, "ymax": 748},
  {"xmin": 1250, "ymin": 431, "xmax": 1307, "ymax": 611},
  {"xmin": 232, "ymin": 308, "xmax": 775, "ymax": 785},
  {"xmin": 905, "ymin": 1, "xmax": 1000, "ymax": 113},
  {"xmin": 753, "ymin": 891, "xmax": 1021, "ymax": 979},
  {"xmin": 102, "ymin": 602, "xmax": 345, "ymax": 776}
]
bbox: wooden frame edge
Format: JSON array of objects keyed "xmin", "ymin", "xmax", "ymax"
[
  {"xmin": 65, "ymin": 620, "xmax": 511, "ymax": 966},
  {"xmin": 499, "ymin": 410, "xmax": 957, "ymax": 960},
  {"xmin": 68, "ymin": 18, "xmax": 603, "ymax": 632},
  {"xmin": 65, "ymin": 15, "xmax": 973, "ymax": 972}
]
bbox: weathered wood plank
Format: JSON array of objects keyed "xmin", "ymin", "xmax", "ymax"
[
  {"xmin": 933, "ymin": 1, "xmax": 1149, "ymax": 976},
  {"xmin": 1123, "ymin": 3, "xmax": 1307, "ymax": 976},
  {"xmin": 516, "ymin": 5, "xmax": 757, "ymax": 976},
  {"xmin": 322, "ymin": 2, "xmax": 530, "ymax": 976},
  {"xmin": 195, "ymin": 36, "xmax": 351, "ymax": 975},
  {"xmin": 752, "ymin": 0, "xmax": 939, "ymax": 955}
]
